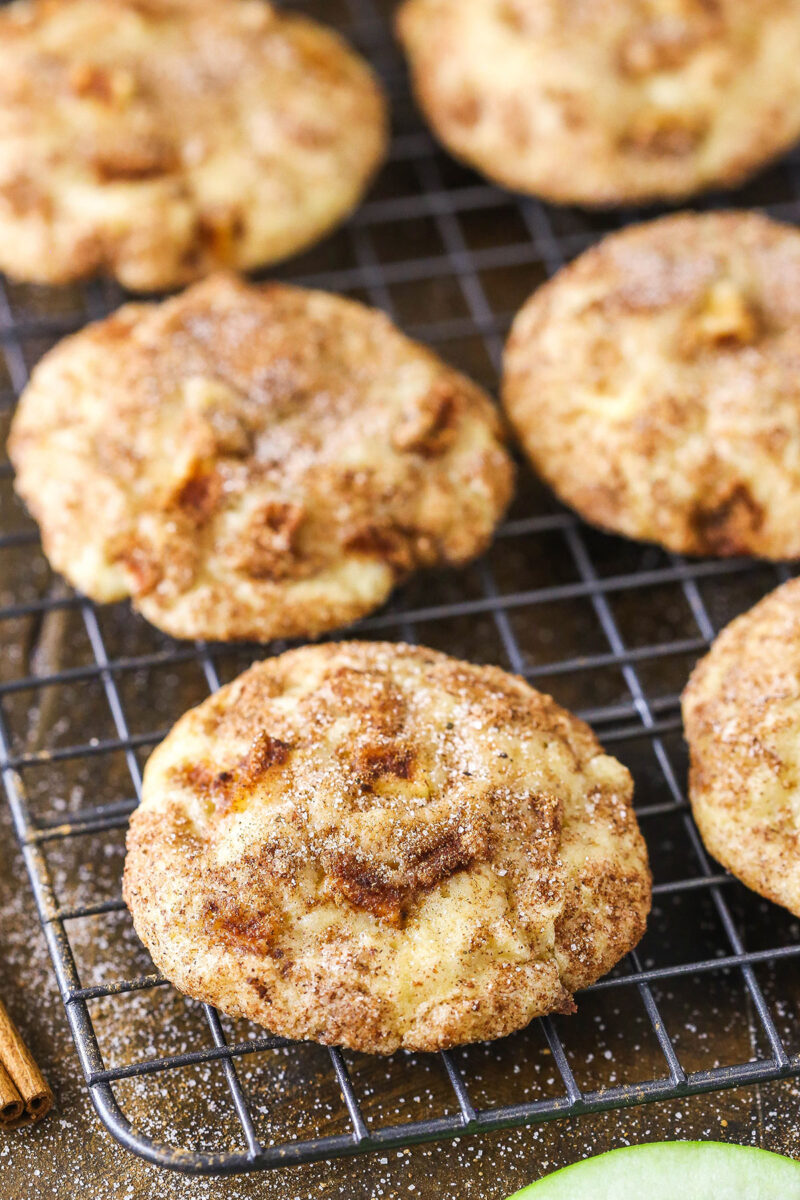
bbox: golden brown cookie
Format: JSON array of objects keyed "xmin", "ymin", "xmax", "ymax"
[
  {"xmin": 9, "ymin": 274, "xmax": 513, "ymax": 641},
  {"xmin": 683, "ymin": 576, "xmax": 800, "ymax": 916},
  {"xmin": 503, "ymin": 211, "xmax": 800, "ymax": 558},
  {"xmin": 396, "ymin": 0, "xmax": 800, "ymax": 206},
  {"xmin": 124, "ymin": 641, "xmax": 651, "ymax": 1053},
  {"xmin": 0, "ymin": 0, "xmax": 387, "ymax": 289}
]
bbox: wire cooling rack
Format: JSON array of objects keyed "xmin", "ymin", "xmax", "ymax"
[{"xmin": 3, "ymin": 0, "xmax": 800, "ymax": 1177}]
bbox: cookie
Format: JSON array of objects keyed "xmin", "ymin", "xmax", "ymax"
[
  {"xmin": 124, "ymin": 641, "xmax": 651, "ymax": 1054},
  {"xmin": 9, "ymin": 274, "xmax": 513, "ymax": 641},
  {"xmin": 503, "ymin": 211, "xmax": 800, "ymax": 558},
  {"xmin": 396, "ymin": 0, "xmax": 800, "ymax": 206},
  {"xmin": 0, "ymin": 0, "xmax": 387, "ymax": 289},
  {"xmin": 682, "ymin": 576, "xmax": 800, "ymax": 916}
]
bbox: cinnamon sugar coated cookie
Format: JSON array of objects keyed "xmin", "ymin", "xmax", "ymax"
[
  {"xmin": 124, "ymin": 642, "xmax": 651, "ymax": 1053},
  {"xmin": 9, "ymin": 274, "xmax": 513, "ymax": 641},
  {"xmin": 396, "ymin": 0, "xmax": 800, "ymax": 206},
  {"xmin": 503, "ymin": 211, "xmax": 800, "ymax": 558},
  {"xmin": 683, "ymin": 577, "xmax": 800, "ymax": 916},
  {"xmin": 0, "ymin": 0, "xmax": 387, "ymax": 289}
]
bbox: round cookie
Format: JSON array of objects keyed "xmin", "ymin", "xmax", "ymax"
[
  {"xmin": 396, "ymin": 0, "xmax": 800, "ymax": 206},
  {"xmin": 124, "ymin": 641, "xmax": 651, "ymax": 1054},
  {"xmin": 503, "ymin": 211, "xmax": 800, "ymax": 559},
  {"xmin": 0, "ymin": 0, "xmax": 387, "ymax": 289},
  {"xmin": 682, "ymin": 576, "xmax": 800, "ymax": 917},
  {"xmin": 9, "ymin": 274, "xmax": 513, "ymax": 641}
]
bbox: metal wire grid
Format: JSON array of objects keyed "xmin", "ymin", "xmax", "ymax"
[{"xmin": 0, "ymin": 0, "xmax": 799, "ymax": 1176}]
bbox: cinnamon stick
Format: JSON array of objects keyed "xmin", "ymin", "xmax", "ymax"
[
  {"xmin": 0, "ymin": 999, "xmax": 53, "ymax": 1127},
  {"xmin": 0, "ymin": 1060, "xmax": 23, "ymax": 1126}
]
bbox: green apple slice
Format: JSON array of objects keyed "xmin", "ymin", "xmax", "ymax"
[{"xmin": 508, "ymin": 1141, "xmax": 800, "ymax": 1199}]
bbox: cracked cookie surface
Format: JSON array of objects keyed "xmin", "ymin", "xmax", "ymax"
[
  {"xmin": 503, "ymin": 211, "xmax": 800, "ymax": 558},
  {"xmin": 124, "ymin": 641, "xmax": 651, "ymax": 1053},
  {"xmin": 9, "ymin": 274, "xmax": 513, "ymax": 641},
  {"xmin": 0, "ymin": 0, "xmax": 387, "ymax": 289},
  {"xmin": 397, "ymin": 0, "xmax": 800, "ymax": 206},
  {"xmin": 683, "ymin": 577, "xmax": 800, "ymax": 917}
]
